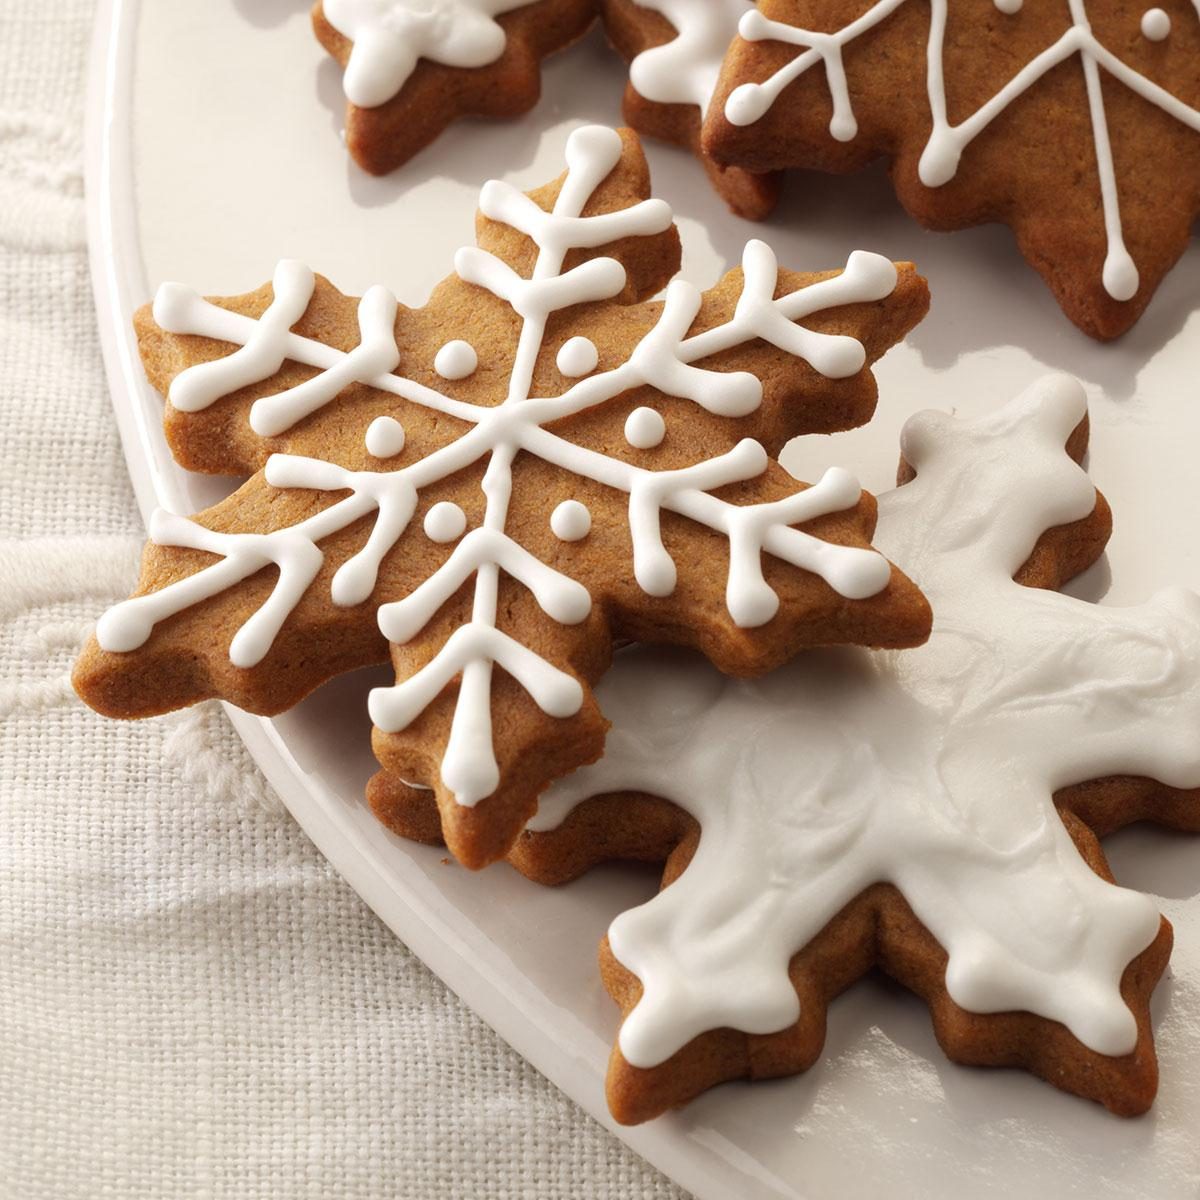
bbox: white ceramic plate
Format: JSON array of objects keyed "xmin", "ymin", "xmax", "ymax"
[{"xmin": 86, "ymin": 2, "xmax": 1200, "ymax": 1196}]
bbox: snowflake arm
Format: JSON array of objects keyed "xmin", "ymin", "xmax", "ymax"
[
  {"xmin": 153, "ymin": 266, "xmax": 490, "ymax": 431},
  {"xmin": 725, "ymin": 1, "xmax": 907, "ymax": 137},
  {"xmin": 313, "ymin": 0, "xmax": 598, "ymax": 176},
  {"xmin": 324, "ymin": 0, "xmax": 534, "ymax": 109}
]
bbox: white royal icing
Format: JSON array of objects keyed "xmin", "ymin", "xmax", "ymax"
[
  {"xmin": 324, "ymin": 0, "xmax": 535, "ymax": 108},
  {"xmin": 627, "ymin": 0, "xmax": 754, "ymax": 118},
  {"xmin": 155, "ymin": 266, "xmax": 403, "ymax": 438},
  {"xmin": 624, "ymin": 406, "xmax": 666, "ymax": 449},
  {"xmin": 434, "ymin": 338, "xmax": 479, "ymax": 380},
  {"xmin": 550, "ymin": 498, "xmax": 591, "ymax": 541},
  {"xmin": 100, "ymin": 125, "xmax": 905, "ymax": 807},
  {"xmin": 726, "ymin": 0, "xmax": 1200, "ymax": 302},
  {"xmin": 535, "ymin": 375, "xmax": 1200, "ymax": 1068},
  {"xmin": 1142, "ymin": 7, "xmax": 1171, "ymax": 41},
  {"xmin": 423, "ymin": 500, "xmax": 469, "ymax": 542},
  {"xmin": 365, "ymin": 414, "xmax": 406, "ymax": 457},
  {"xmin": 556, "ymin": 335, "xmax": 599, "ymax": 377}
]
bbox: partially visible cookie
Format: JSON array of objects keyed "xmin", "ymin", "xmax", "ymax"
[
  {"xmin": 75, "ymin": 126, "xmax": 932, "ymax": 871},
  {"xmin": 379, "ymin": 375, "xmax": 1200, "ymax": 1121},
  {"xmin": 601, "ymin": 0, "xmax": 781, "ymax": 219},
  {"xmin": 702, "ymin": 0, "xmax": 1200, "ymax": 339},
  {"xmin": 313, "ymin": 0, "xmax": 597, "ymax": 174}
]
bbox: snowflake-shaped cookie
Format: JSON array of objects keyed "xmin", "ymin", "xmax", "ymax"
[
  {"xmin": 703, "ymin": 0, "xmax": 1200, "ymax": 338},
  {"xmin": 74, "ymin": 126, "xmax": 931, "ymax": 869},
  {"xmin": 506, "ymin": 374, "xmax": 1200, "ymax": 1121},
  {"xmin": 313, "ymin": 0, "xmax": 596, "ymax": 173}
]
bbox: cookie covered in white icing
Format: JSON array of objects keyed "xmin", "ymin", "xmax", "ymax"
[
  {"xmin": 312, "ymin": 0, "xmax": 596, "ymax": 174},
  {"xmin": 493, "ymin": 374, "xmax": 1200, "ymax": 1123}
]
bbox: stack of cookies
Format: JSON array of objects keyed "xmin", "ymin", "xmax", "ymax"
[{"xmin": 75, "ymin": 0, "xmax": 1200, "ymax": 1128}]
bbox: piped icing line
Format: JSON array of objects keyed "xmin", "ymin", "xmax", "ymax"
[
  {"xmin": 627, "ymin": 0, "xmax": 755, "ymax": 118},
  {"xmin": 535, "ymin": 374, "xmax": 1200, "ymax": 1068},
  {"xmin": 100, "ymin": 126, "xmax": 904, "ymax": 808},
  {"xmin": 324, "ymin": 0, "xmax": 535, "ymax": 108},
  {"xmin": 726, "ymin": 0, "xmax": 1200, "ymax": 301},
  {"xmin": 155, "ymin": 272, "xmax": 480, "ymax": 429}
]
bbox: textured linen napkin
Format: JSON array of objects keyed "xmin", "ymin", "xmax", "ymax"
[{"xmin": 0, "ymin": 3, "xmax": 685, "ymax": 1195}]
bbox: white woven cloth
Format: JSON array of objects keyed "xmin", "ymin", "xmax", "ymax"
[{"xmin": 0, "ymin": 4, "xmax": 684, "ymax": 1195}]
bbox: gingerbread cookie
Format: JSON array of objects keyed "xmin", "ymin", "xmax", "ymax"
[
  {"xmin": 312, "ymin": 0, "xmax": 597, "ymax": 174},
  {"xmin": 384, "ymin": 374, "xmax": 1200, "ymax": 1119},
  {"xmin": 701, "ymin": 0, "xmax": 1200, "ymax": 339},
  {"xmin": 74, "ymin": 126, "xmax": 931, "ymax": 870},
  {"xmin": 601, "ymin": 0, "xmax": 781, "ymax": 219}
]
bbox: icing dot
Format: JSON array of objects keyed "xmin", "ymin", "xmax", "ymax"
[
  {"xmin": 1103, "ymin": 247, "xmax": 1140, "ymax": 302},
  {"xmin": 994, "ymin": 0, "xmax": 1022, "ymax": 13},
  {"xmin": 423, "ymin": 501, "xmax": 467, "ymax": 543},
  {"xmin": 624, "ymin": 407, "xmax": 666, "ymax": 450},
  {"xmin": 1141, "ymin": 7, "xmax": 1170, "ymax": 40},
  {"xmin": 550, "ymin": 499, "xmax": 591, "ymax": 542},
  {"xmin": 434, "ymin": 339, "xmax": 478, "ymax": 380},
  {"xmin": 556, "ymin": 336, "xmax": 599, "ymax": 377},
  {"xmin": 829, "ymin": 110, "xmax": 858, "ymax": 142},
  {"xmin": 364, "ymin": 415, "xmax": 406, "ymax": 458},
  {"xmin": 725, "ymin": 81, "xmax": 773, "ymax": 127}
]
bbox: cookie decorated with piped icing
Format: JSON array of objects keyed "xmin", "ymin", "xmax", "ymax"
[
  {"xmin": 312, "ymin": 0, "xmax": 596, "ymax": 174},
  {"xmin": 378, "ymin": 374, "xmax": 1200, "ymax": 1119},
  {"xmin": 701, "ymin": 0, "xmax": 1200, "ymax": 339},
  {"xmin": 601, "ymin": 0, "xmax": 781, "ymax": 219},
  {"xmin": 73, "ymin": 126, "xmax": 931, "ymax": 870}
]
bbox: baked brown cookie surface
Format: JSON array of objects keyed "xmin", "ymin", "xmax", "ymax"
[
  {"xmin": 313, "ymin": 0, "xmax": 597, "ymax": 174},
  {"xmin": 75, "ymin": 127, "xmax": 931, "ymax": 870},
  {"xmin": 601, "ymin": 0, "xmax": 781, "ymax": 219},
  {"xmin": 379, "ymin": 375, "xmax": 1200, "ymax": 1120},
  {"xmin": 702, "ymin": 0, "xmax": 1200, "ymax": 339}
]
